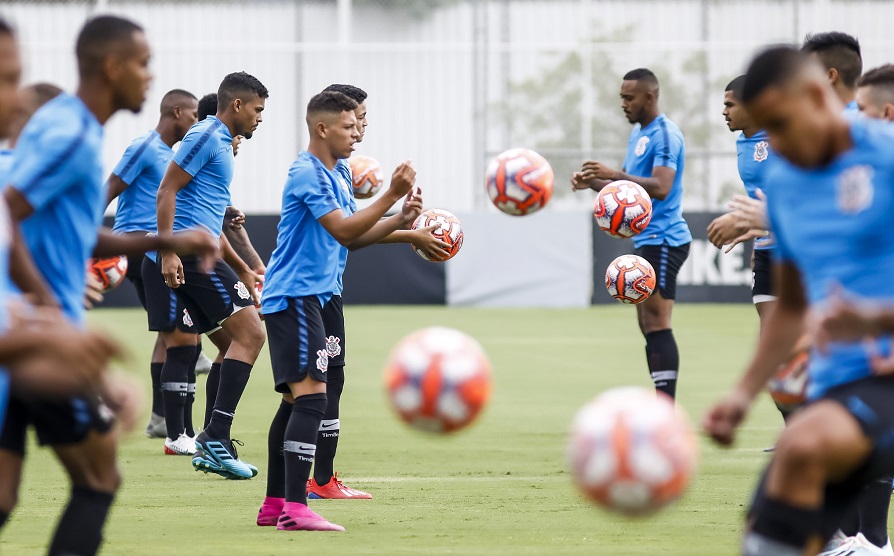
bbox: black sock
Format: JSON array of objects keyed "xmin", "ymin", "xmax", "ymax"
[
  {"xmin": 284, "ymin": 393, "xmax": 327, "ymax": 505},
  {"xmin": 184, "ymin": 346, "xmax": 200, "ymax": 437},
  {"xmin": 750, "ymin": 497, "xmax": 821, "ymax": 549},
  {"xmin": 204, "ymin": 362, "xmax": 221, "ymax": 430},
  {"xmin": 645, "ymin": 329, "xmax": 679, "ymax": 399},
  {"xmin": 150, "ymin": 362, "xmax": 164, "ymax": 416},
  {"xmin": 48, "ymin": 487, "xmax": 114, "ymax": 556},
  {"xmin": 314, "ymin": 365, "xmax": 344, "ymax": 484},
  {"xmin": 858, "ymin": 477, "xmax": 892, "ymax": 547},
  {"xmin": 205, "ymin": 358, "xmax": 252, "ymax": 439},
  {"xmin": 0, "ymin": 510, "xmax": 8, "ymax": 529},
  {"xmin": 161, "ymin": 346, "xmax": 196, "ymax": 440},
  {"xmin": 266, "ymin": 400, "xmax": 292, "ymax": 499}
]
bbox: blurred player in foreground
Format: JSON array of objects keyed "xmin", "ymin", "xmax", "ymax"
[{"xmin": 704, "ymin": 46, "xmax": 894, "ymax": 556}]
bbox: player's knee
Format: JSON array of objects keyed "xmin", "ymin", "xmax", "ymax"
[
  {"xmin": 242, "ymin": 318, "xmax": 266, "ymax": 353},
  {"xmin": 774, "ymin": 431, "xmax": 825, "ymax": 473}
]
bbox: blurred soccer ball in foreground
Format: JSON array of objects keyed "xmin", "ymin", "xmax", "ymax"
[
  {"xmin": 567, "ymin": 387, "xmax": 698, "ymax": 516},
  {"xmin": 384, "ymin": 327, "xmax": 491, "ymax": 434}
]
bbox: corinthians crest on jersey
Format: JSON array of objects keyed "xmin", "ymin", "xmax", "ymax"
[
  {"xmin": 753, "ymin": 141, "xmax": 769, "ymax": 162},
  {"xmin": 635, "ymin": 136, "xmax": 650, "ymax": 156},
  {"xmin": 836, "ymin": 165, "xmax": 874, "ymax": 214}
]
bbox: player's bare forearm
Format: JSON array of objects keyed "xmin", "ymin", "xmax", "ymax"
[
  {"xmin": 156, "ymin": 162, "xmax": 192, "ymax": 250},
  {"xmin": 320, "ymin": 190, "xmax": 403, "ymax": 246},
  {"xmin": 105, "ymin": 174, "xmax": 128, "ymax": 208},
  {"xmin": 347, "ymin": 214, "xmax": 407, "ymax": 250},
  {"xmin": 736, "ymin": 263, "xmax": 807, "ymax": 400},
  {"xmin": 613, "ymin": 167, "xmax": 674, "ymax": 200},
  {"xmin": 9, "ymin": 225, "xmax": 56, "ymax": 307},
  {"xmin": 219, "ymin": 233, "xmax": 251, "ymax": 273},
  {"xmin": 223, "ymin": 226, "xmax": 264, "ymax": 272}
]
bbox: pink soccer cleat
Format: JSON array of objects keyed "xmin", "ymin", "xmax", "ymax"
[
  {"xmin": 257, "ymin": 496, "xmax": 285, "ymax": 526},
  {"xmin": 276, "ymin": 502, "xmax": 345, "ymax": 532}
]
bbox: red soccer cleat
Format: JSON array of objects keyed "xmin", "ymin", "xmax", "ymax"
[{"xmin": 306, "ymin": 472, "xmax": 372, "ymax": 499}]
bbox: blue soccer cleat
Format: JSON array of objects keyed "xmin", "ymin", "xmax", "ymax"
[{"xmin": 192, "ymin": 432, "xmax": 256, "ymax": 480}]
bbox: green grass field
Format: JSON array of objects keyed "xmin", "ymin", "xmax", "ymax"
[{"xmin": 1, "ymin": 305, "xmax": 796, "ymax": 555}]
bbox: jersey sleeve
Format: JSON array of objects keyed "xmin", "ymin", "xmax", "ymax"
[
  {"xmin": 172, "ymin": 128, "xmax": 217, "ymax": 177},
  {"xmin": 8, "ymin": 121, "xmax": 88, "ymax": 212},
  {"xmin": 652, "ymin": 127, "xmax": 684, "ymax": 171},
  {"xmin": 291, "ymin": 163, "xmax": 342, "ymax": 220},
  {"xmin": 111, "ymin": 137, "xmax": 149, "ymax": 186}
]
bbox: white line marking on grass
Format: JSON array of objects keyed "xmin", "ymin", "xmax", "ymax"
[{"xmin": 341, "ymin": 476, "xmax": 549, "ymax": 483}]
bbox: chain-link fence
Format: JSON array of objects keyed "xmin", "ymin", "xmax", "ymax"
[{"xmin": 2, "ymin": 0, "xmax": 891, "ymax": 214}]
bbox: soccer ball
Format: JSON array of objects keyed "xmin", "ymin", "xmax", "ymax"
[
  {"xmin": 410, "ymin": 209, "xmax": 464, "ymax": 262},
  {"xmin": 768, "ymin": 350, "xmax": 808, "ymax": 411},
  {"xmin": 485, "ymin": 148, "xmax": 554, "ymax": 216},
  {"xmin": 594, "ymin": 180, "xmax": 653, "ymax": 238},
  {"xmin": 348, "ymin": 155, "xmax": 384, "ymax": 199},
  {"xmin": 384, "ymin": 327, "xmax": 491, "ymax": 434},
  {"xmin": 566, "ymin": 387, "xmax": 698, "ymax": 515},
  {"xmin": 89, "ymin": 256, "xmax": 128, "ymax": 293},
  {"xmin": 605, "ymin": 255, "xmax": 656, "ymax": 304}
]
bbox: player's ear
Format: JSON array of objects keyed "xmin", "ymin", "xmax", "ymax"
[
  {"xmin": 884, "ymin": 103, "xmax": 894, "ymax": 121},
  {"xmin": 172, "ymin": 105, "xmax": 181, "ymax": 119},
  {"xmin": 233, "ymin": 97, "xmax": 242, "ymax": 114},
  {"xmin": 102, "ymin": 54, "xmax": 122, "ymax": 84},
  {"xmin": 315, "ymin": 120, "xmax": 327, "ymax": 139},
  {"xmin": 827, "ymin": 67, "xmax": 839, "ymax": 86}
]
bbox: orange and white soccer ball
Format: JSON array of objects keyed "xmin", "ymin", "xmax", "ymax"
[
  {"xmin": 384, "ymin": 327, "xmax": 491, "ymax": 434},
  {"xmin": 410, "ymin": 209, "xmax": 464, "ymax": 262},
  {"xmin": 768, "ymin": 351, "xmax": 808, "ymax": 411},
  {"xmin": 605, "ymin": 254, "xmax": 656, "ymax": 304},
  {"xmin": 594, "ymin": 180, "xmax": 653, "ymax": 238},
  {"xmin": 89, "ymin": 256, "xmax": 128, "ymax": 293},
  {"xmin": 348, "ymin": 155, "xmax": 384, "ymax": 199},
  {"xmin": 485, "ymin": 148, "xmax": 554, "ymax": 216},
  {"xmin": 567, "ymin": 387, "xmax": 698, "ymax": 515}
]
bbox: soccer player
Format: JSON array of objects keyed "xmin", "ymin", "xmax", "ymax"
[
  {"xmin": 856, "ymin": 64, "xmax": 894, "ymax": 120},
  {"xmin": 802, "ymin": 31, "xmax": 862, "ymax": 114},
  {"xmin": 256, "ymin": 90, "xmax": 417, "ymax": 531},
  {"xmin": 703, "ymin": 46, "xmax": 894, "ymax": 556},
  {"xmin": 106, "ymin": 89, "xmax": 205, "ymax": 446},
  {"xmin": 0, "ymin": 16, "xmax": 217, "ymax": 555},
  {"xmin": 571, "ymin": 68, "xmax": 691, "ymax": 400},
  {"xmin": 155, "ymin": 71, "xmax": 268, "ymax": 480}
]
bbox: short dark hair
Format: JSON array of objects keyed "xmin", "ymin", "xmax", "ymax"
[
  {"xmin": 623, "ymin": 68, "xmax": 659, "ymax": 87},
  {"xmin": 217, "ymin": 72, "xmax": 268, "ymax": 112},
  {"xmin": 26, "ymin": 83, "xmax": 62, "ymax": 107},
  {"xmin": 857, "ymin": 64, "xmax": 894, "ymax": 89},
  {"xmin": 75, "ymin": 15, "xmax": 143, "ymax": 79},
  {"xmin": 802, "ymin": 31, "xmax": 862, "ymax": 88},
  {"xmin": 323, "ymin": 84, "xmax": 367, "ymax": 105},
  {"xmin": 197, "ymin": 93, "xmax": 217, "ymax": 120},
  {"xmin": 306, "ymin": 91, "xmax": 358, "ymax": 116},
  {"xmin": 725, "ymin": 75, "xmax": 747, "ymax": 100},
  {"xmin": 742, "ymin": 46, "xmax": 810, "ymax": 104}
]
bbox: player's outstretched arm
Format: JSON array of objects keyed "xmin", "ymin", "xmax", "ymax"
[
  {"xmin": 223, "ymin": 207, "xmax": 265, "ymax": 274},
  {"xmin": 571, "ymin": 169, "xmax": 612, "ymax": 192},
  {"xmin": 346, "ymin": 188, "xmax": 423, "ymax": 251},
  {"xmin": 703, "ymin": 261, "xmax": 807, "ymax": 446},
  {"xmin": 92, "ymin": 227, "xmax": 217, "ymax": 263},
  {"xmin": 319, "ymin": 161, "xmax": 416, "ymax": 246},
  {"xmin": 583, "ymin": 161, "xmax": 675, "ymax": 200},
  {"xmin": 378, "ymin": 226, "xmax": 452, "ymax": 261}
]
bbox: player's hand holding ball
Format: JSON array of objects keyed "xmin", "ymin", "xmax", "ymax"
[
  {"xmin": 702, "ymin": 388, "xmax": 752, "ymax": 446},
  {"xmin": 399, "ymin": 186, "xmax": 424, "ymax": 227}
]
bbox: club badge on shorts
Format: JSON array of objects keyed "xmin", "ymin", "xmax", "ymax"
[
  {"xmin": 316, "ymin": 349, "xmax": 329, "ymax": 373},
  {"xmin": 325, "ymin": 335, "xmax": 342, "ymax": 358},
  {"xmin": 234, "ymin": 281, "xmax": 251, "ymax": 300},
  {"xmin": 182, "ymin": 309, "xmax": 193, "ymax": 327}
]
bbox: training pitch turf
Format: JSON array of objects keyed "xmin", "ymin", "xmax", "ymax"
[{"xmin": 1, "ymin": 305, "xmax": 820, "ymax": 554}]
